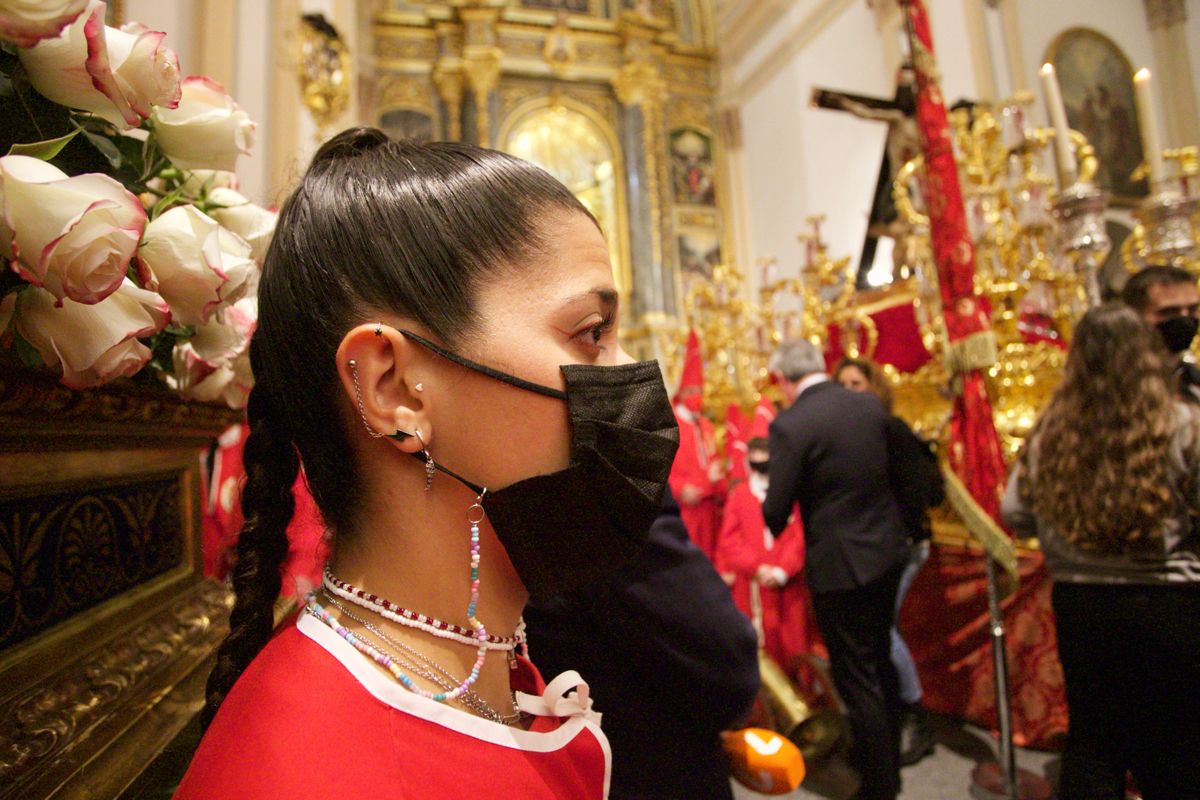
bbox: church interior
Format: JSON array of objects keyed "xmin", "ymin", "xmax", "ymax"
[{"xmin": 1, "ymin": 1, "xmax": 1198, "ymax": 798}]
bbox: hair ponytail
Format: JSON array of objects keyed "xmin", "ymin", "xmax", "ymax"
[{"xmin": 201, "ymin": 365, "xmax": 300, "ymax": 731}]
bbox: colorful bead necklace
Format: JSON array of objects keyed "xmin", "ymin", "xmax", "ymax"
[
  {"xmin": 322, "ymin": 591, "xmax": 523, "ymax": 725},
  {"xmin": 305, "ymin": 498, "xmax": 491, "ymax": 705},
  {"xmin": 323, "ymin": 567, "xmax": 525, "ymax": 652}
]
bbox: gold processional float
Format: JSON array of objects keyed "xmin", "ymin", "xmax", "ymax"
[{"xmin": 670, "ymin": 94, "xmax": 1200, "ymax": 467}]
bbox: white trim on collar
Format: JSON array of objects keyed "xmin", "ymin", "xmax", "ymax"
[
  {"xmin": 796, "ymin": 373, "xmax": 830, "ymax": 398},
  {"xmin": 296, "ymin": 610, "xmax": 612, "ymax": 782}
]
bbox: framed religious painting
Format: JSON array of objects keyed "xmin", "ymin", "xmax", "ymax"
[
  {"xmin": 1046, "ymin": 28, "xmax": 1149, "ymax": 205},
  {"xmin": 670, "ymin": 128, "xmax": 717, "ymax": 207}
]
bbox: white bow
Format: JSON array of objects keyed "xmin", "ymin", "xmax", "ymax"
[{"xmin": 515, "ymin": 670, "xmax": 602, "ymax": 726}]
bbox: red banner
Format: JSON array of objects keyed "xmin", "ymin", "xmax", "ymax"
[{"xmin": 903, "ymin": 0, "xmax": 1007, "ymax": 517}]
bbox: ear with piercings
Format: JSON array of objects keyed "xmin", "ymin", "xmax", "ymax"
[{"xmin": 347, "ymin": 358, "xmax": 418, "ymax": 441}]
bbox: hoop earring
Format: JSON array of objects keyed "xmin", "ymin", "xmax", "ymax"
[
  {"xmin": 415, "ymin": 428, "xmax": 435, "ymax": 492},
  {"xmin": 348, "ymin": 359, "xmax": 411, "ymax": 441}
]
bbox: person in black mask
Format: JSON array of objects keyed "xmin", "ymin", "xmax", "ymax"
[
  {"xmin": 525, "ymin": 487, "xmax": 761, "ymax": 800},
  {"xmin": 178, "ymin": 128, "xmax": 681, "ymax": 800},
  {"xmin": 1122, "ymin": 264, "xmax": 1200, "ymax": 403}
]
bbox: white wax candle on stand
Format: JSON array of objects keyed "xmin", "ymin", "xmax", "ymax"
[
  {"xmin": 1039, "ymin": 63, "xmax": 1077, "ymax": 188},
  {"xmin": 1133, "ymin": 68, "xmax": 1166, "ymax": 186}
]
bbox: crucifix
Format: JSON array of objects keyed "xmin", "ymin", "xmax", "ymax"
[{"xmin": 811, "ymin": 65, "xmax": 920, "ymax": 283}]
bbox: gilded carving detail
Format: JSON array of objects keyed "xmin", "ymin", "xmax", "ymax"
[
  {"xmin": 378, "ymin": 75, "xmax": 436, "ymax": 114},
  {"xmin": 0, "ymin": 369, "xmax": 242, "ymax": 448},
  {"xmin": 376, "ymin": 35, "xmax": 439, "ymax": 61},
  {"xmin": 0, "ymin": 476, "xmax": 184, "ymax": 651},
  {"xmin": 0, "ymin": 580, "xmax": 232, "ymax": 785},
  {"xmin": 612, "ymin": 61, "xmax": 667, "ymax": 108},
  {"xmin": 669, "ymin": 96, "xmax": 712, "ymax": 132}
]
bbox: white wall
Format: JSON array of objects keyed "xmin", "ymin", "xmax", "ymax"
[
  {"xmin": 1011, "ymin": 0, "xmax": 1168, "ymax": 141},
  {"xmin": 735, "ymin": 0, "xmax": 982, "ymax": 285},
  {"xmin": 729, "ymin": 0, "xmax": 1199, "ymax": 291}
]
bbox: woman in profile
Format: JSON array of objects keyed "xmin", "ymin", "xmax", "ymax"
[
  {"xmin": 1002, "ymin": 303, "xmax": 1200, "ymax": 800},
  {"xmin": 173, "ymin": 128, "xmax": 680, "ymax": 799}
]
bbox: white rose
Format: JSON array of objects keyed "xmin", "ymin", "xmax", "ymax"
[
  {"xmin": 169, "ymin": 295, "xmax": 256, "ymax": 408},
  {"xmin": 0, "ymin": 0, "xmax": 86, "ymax": 47},
  {"xmin": 207, "ymin": 188, "xmax": 276, "ymax": 263},
  {"xmin": 137, "ymin": 204, "xmax": 255, "ymax": 327},
  {"xmin": 19, "ymin": 0, "xmax": 181, "ymax": 129},
  {"xmin": 13, "ymin": 279, "xmax": 170, "ymax": 389},
  {"xmin": 151, "ymin": 77, "xmax": 255, "ymax": 172},
  {"xmin": 0, "ymin": 154, "xmax": 146, "ymax": 305}
]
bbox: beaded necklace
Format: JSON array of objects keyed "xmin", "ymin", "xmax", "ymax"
[
  {"xmin": 305, "ymin": 501, "xmax": 492, "ymax": 705},
  {"xmin": 322, "ymin": 592, "xmax": 524, "ymax": 725},
  {"xmin": 323, "ymin": 567, "xmax": 526, "ymax": 653},
  {"xmin": 306, "ymin": 593, "xmax": 489, "ymax": 704}
]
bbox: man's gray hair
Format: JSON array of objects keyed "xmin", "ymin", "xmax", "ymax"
[{"xmin": 768, "ymin": 339, "xmax": 826, "ymax": 381}]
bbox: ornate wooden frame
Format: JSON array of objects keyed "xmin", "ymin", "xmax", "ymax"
[{"xmin": 0, "ymin": 367, "xmax": 240, "ymax": 799}]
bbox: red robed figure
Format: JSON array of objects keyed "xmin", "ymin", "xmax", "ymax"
[{"xmin": 669, "ymin": 330, "xmax": 724, "ymax": 560}]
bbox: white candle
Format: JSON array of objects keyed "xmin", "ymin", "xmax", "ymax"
[
  {"xmin": 1134, "ymin": 68, "xmax": 1166, "ymax": 186},
  {"xmin": 1039, "ymin": 63, "xmax": 1077, "ymax": 188}
]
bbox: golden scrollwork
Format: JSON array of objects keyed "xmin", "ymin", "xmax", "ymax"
[
  {"xmin": 0, "ymin": 579, "xmax": 232, "ymax": 793},
  {"xmin": 297, "ymin": 13, "xmax": 352, "ymax": 137}
]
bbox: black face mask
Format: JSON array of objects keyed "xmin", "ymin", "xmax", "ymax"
[
  {"xmin": 749, "ymin": 460, "xmax": 770, "ymax": 475},
  {"xmin": 1157, "ymin": 316, "xmax": 1199, "ymax": 354},
  {"xmin": 398, "ymin": 330, "xmax": 680, "ymax": 599}
]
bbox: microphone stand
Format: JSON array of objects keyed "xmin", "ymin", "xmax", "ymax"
[{"xmin": 969, "ymin": 556, "xmax": 1051, "ymax": 800}]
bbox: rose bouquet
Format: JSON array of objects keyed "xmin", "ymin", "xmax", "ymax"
[{"xmin": 0, "ymin": 0, "xmax": 272, "ymax": 408}]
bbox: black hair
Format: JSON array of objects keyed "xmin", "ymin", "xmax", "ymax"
[
  {"xmin": 201, "ymin": 127, "xmax": 590, "ymax": 730},
  {"xmin": 747, "ymin": 437, "xmax": 769, "ymax": 451},
  {"xmin": 1122, "ymin": 264, "xmax": 1197, "ymax": 313}
]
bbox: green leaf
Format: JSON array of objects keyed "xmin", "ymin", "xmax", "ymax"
[
  {"xmin": 79, "ymin": 128, "xmax": 123, "ymax": 168},
  {"xmin": 149, "ymin": 182, "xmax": 187, "ymax": 220},
  {"xmin": 11, "ymin": 331, "xmax": 44, "ymax": 369},
  {"xmin": 6, "ymin": 129, "xmax": 81, "ymax": 160}
]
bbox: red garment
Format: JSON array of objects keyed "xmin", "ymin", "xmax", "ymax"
[
  {"xmin": 725, "ymin": 404, "xmax": 749, "ymax": 485},
  {"xmin": 716, "ymin": 479, "xmax": 815, "ymax": 670},
  {"xmin": 669, "ymin": 407, "xmax": 723, "ymax": 559},
  {"xmin": 199, "ymin": 423, "xmax": 329, "ymax": 596},
  {"xmin": 175, "ymin": 614, "xmax": 611, "ymax": 800}
]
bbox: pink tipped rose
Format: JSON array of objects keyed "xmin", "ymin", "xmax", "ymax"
[
  {"xmin": 0, "ymin": 154, "xmax": 146, "ymax": 306},
  {"xmin": 138, "ymin": 204, "xmax": 255, "ymax": 327},
  {"xmin": 0, "ymin": 0, "xmax": 87, "ymax": 47},
  {"xmin": 19, "ymin": 0, "xmax": 181, "ymax": 129},
  {"xmin": 13, "ymin": 278, "xmax": 170, "ymax": 389},
  {"xmin": 151, "ymin": 76, "xmax": 255, "ymax": 172}
]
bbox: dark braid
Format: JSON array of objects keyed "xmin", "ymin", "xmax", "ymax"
[{"xmin": 201, "ymin": 350, "xmax": 299, "ymax": 730}]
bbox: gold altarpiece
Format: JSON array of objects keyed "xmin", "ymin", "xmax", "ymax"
[{"xmin": 364, "ymin": 0, "xmax": 729, "ymax": 359}]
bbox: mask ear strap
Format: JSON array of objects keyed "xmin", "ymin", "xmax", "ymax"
[
  {"xmin": 402, "ymin": 449, "xmax": 487, "ymax": 497},
  {"xmin": 396, "ymin": 328, "xmax": 568, "ymax": 400}
]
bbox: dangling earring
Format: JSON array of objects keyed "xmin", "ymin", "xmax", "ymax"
[
  {"xmin": 348, "ymin": 359, "xmax": 411, "ymax": 441},
  {"xmin": 415, "ymin": 429, "xmax": 435, "ymax": 492}
]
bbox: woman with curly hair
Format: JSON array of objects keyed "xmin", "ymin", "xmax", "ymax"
[{"xmin": 1001, "ymin": 302, "xmax": 1200, "ymax": 800}]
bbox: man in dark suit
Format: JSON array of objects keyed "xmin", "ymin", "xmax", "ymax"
[
  {"xmin": 763, "ymin": 339, "xmax": 910, "ymax": 800},
  {"xmin": 524, "ymin": 489, "xmax": 760, "ymax": 800}
]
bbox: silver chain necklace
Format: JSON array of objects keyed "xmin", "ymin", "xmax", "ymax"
[{"xmin": 321, "ymin": 592, "xmax": 524, "ymax": 726}]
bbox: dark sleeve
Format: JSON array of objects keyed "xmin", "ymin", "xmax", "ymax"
[
  {"xmin": 885, "ymin": 415, "xmax": 943, "ymax": 537},
  {"xmin": 763, "ymin": 419, "xmax": 803, "ymax": 535},
  {"xmin": 525, "ymin": 491, "xmax": 760, "ymax": 733}
]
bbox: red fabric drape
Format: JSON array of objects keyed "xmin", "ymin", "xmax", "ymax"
[{"xmin": 901, "ymin": 544, "xmax": 1068, "ymax": 749}]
